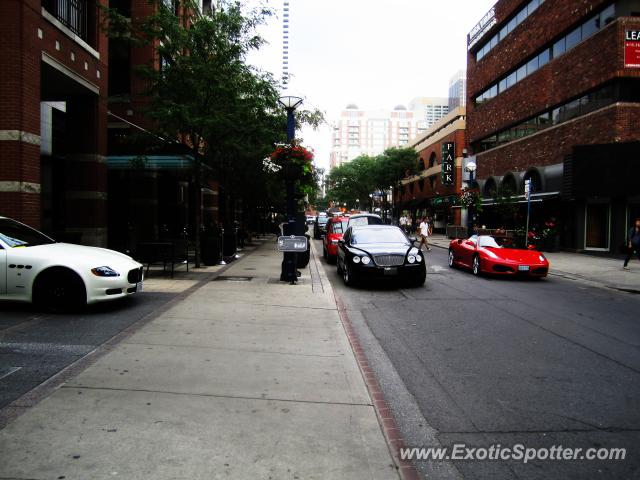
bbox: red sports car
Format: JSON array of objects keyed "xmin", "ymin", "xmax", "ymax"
[
  {"xmin": 322, "ymin": 216, "xmax": 349, "ymax": 263},
  {"xmin": 448, "ymin": 235, "xmax": 549, "ymax": 277}
]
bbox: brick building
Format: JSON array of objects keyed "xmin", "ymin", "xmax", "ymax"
[
  {"xmin": 394, "ymin": 107, "xmax": 466, "ymax": 231},
  {"xmin": 0, "ymin": 0, "xmax": 219, "ymax": 250},
  {"xmin": 1, "ymin": 0, "xmax": 109, "ymax": 245},
  {"xmin": 466, "ymin": 0, "xmax": 640, "ymax": 252}
]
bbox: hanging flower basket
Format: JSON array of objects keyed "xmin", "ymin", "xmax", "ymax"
[
  {"xmin": 268, "ymin": 143, "xmax": 315, "ymax": 187},
  {"xmin": 458, "ymin": 187, "xmax": 481, "ymax": 208}
]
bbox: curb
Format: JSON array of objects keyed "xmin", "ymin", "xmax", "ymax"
[
  {"xmin": 0, "ymin": 243, "xmax": 261, "ymax": 430},
  {"xmin": 334, "ymin": 293, "xmax": 421, "ymax": 480}
]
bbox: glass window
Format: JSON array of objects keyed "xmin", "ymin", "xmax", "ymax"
[
  {"xmin": 552, "ymin": 107, "xmax": 561, "ymax": 124},
  {"xmin": 553, "ymin": 37, "xmax": 565, "ymax": 58},
  {"xmin": 499, "ymin": 24, "xmax": 509, "ymax": 41},
  {"xmin": 516, "ymin": 64, "xmax": 527, "ymax": 82},
  {"xmin": 517, "ymin": 8, "xmax": 527, "ymax": 24},
  {"xmin": 526, "ymin": 56, "xmax": 538, "ymax": 75},
  {"xmin": 538, "ymin": 48, "xmax": 550, "ymax": 67},
  {"xmin": 498, "ymin": 78, "xmax": 507, "ymax": 93},
  {"xmin": 498, "ymin": 130, "xmax": 510, "ymax": 143},
  {"xmin": 537, "ymin": 111, "xmax": 551, "ymax": 125},
  {"xmin": 489, "ymin": 84, "xmax": 498, "ymax": 98},
  {"xmin": 476, "ymin": 94, "xmax": 484, "ymax": 104},
  {"xmin": 527, "ymin": 0, "xmax": 539, "ymax": 15},
  {"xmin": 507, "ymin": 17, "xmax": 517, "ymax": 33},
  {"xmin": 565, "ymin": 26, "xmax": 582, "ymax": 51},
  {"xmin": 477, "ymin": 48, "xmax": 485, "ymax": 61},
  {"xmin": 506, "ymin": 71, "xmax": 517, "ymax": 88},
  {"xmin": 0, "ymin": 218, "xmax": 55, "ymax": 247},
  {"xmin": 491, "ymin": 34, "xmax": 499, "ymax": 49},
  {"xmin": 600, "ymin": 4, "xmax": 615, "ymax": 26},
  {"xmin": 582, "ymin": 14, "xmax": 598, "ymax": 39}
]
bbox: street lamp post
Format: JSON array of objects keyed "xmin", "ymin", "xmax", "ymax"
[
  {"xmin": 465, "ymin": 161, "xmax": 477, "ymax": 236},
  {"xmin": 278, "ymin": 95, "xmax": 304, "ymax": 283}
]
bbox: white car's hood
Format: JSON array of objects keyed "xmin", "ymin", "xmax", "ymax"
[{"xmin": 9, "ymin": 242, "xmax": 139, "ymax": 272}]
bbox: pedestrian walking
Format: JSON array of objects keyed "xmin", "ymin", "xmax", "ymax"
[
  {"xmin": 399, "ymin": 215, "xmax": 407, "ymax": 233},
  {"xmin": 623, "ymin": 218, "xmax": 640, "ymax": 270},
  {"xmin": 418, "ymin": 216, "xmax": 431, "ymax": 251}
]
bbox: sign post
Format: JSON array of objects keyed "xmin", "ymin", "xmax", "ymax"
[{"xmin": 524, "ymin": 179, "xmax": 531, "ymax": 247}]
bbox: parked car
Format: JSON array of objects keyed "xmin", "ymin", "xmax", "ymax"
[
  {"xmin": 0, "ymin": 216, "xmax": 144, "ymax": 310},
  {"xmin": 313, "ymin": 214, "xmax": 329, "ymax": 239},
  {"xmin": 322, "ymin": 216, "xmax": 349, "ymax": 263},
  {"xmin": 347, "ymin": 213, "xmax": 383, "ymax": 228},
  {"xmin": 448, "ymin": 234, "xmax": 549, "ymax": 277},
  {"xmin": 336, "ymin": 225, "xmax": 426, "ymax": 287}
]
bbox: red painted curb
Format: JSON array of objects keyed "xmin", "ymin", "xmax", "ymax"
[{"xmin": 333, "ymin": 294, "xmax": 422, "ymax": 480}]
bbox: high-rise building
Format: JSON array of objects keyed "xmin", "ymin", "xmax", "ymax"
[
  {"xmin": 408, "ymin": 97, "xmax": 450, "ymax": 129},
  {"xmin": 448, "ymin": 70, "xmax": 467, "ymax": 109},
  {"xmin": 329, "ymin": 100, "xmax": 445, "ymax": 168}
]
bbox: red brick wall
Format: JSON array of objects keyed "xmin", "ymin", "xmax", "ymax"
[
  {"xmin": 475, "ymin": 103, "xmax": 640, "ymax": 178},
  {"xmin": 468, "ymin": 17, "xmax": 640, "ymax": 143}
]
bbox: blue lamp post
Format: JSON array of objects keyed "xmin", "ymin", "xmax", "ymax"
[
  {"xmin": 278, "ymin": 95, "xmax": 303, "ymax": 283},
  {"xmin": 465, "ymin": 161, "xmax": 477, "ymax": 236}
]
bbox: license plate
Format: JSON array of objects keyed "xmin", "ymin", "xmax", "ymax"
[
  {"xmin": 518, "ymin": 265, "xmax": 530, "ymax": 272},
  {"xmin": 137, "ymin": 281, "xmax": 143, "ymax": 292},
  {"xmin": 383, "ymin": 267, "xmax": 398, "ymax": 276}
]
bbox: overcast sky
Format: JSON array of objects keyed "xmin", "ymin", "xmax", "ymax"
[{"xmin": 247, "ymin": 0, "xmax": 497, "ymax": 171}]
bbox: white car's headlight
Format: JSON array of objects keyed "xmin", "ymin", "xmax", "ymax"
[
  {"xmin": 407, "ymin": 255, "xmax": 416, "ymax": 264},
  {"xmin": 91, "ymin": 266, "xmax": 120, "ymax": 277},
  {"xmin": 352, "ymin": 256, "xmax": 361, "ymax": 264},
  {"xmin": 416, "ymin": 254, "xmax": 422, "ymax": 262},
  {"xmin": 361, "ymin": 256, "xmax": 371, "ymax": 265}
]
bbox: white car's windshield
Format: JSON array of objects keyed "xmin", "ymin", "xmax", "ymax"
[
  {"xmin": 0, "ymin": 219, "xmax": 56, "ymax": 247},
  {"xmin": 352, "ymin": 228, "xmax": 407, "ymax": 244}
]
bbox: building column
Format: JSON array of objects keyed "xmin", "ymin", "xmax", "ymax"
[
  {"xmin": 64, "ymin": 97, "xmax": 108, "ymax": 246},
  {"xmin": 0, "ymin": 0, "xmax": 42, "ymax": 227}
]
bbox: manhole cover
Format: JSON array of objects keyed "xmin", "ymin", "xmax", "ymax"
[{"xmin": 214, "ymin": 276, "xmax": 253, "ymax": 282}]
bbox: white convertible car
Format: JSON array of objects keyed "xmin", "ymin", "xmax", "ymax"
[{"xmin": 0, "ymin": 216, "xmax": 144, "ymax": 309}]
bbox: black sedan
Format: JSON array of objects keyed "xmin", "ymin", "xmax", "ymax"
[{"xmin": 336, "ymin": 225, "xmax": 426, "ymax": 287}]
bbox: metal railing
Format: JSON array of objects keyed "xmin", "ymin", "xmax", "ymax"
[{"xmin": 42, "ymin": 0, "xmax": 89, "ymax": 42}]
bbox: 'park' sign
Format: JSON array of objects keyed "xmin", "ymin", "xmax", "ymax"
[{"xmin": 441, "ymin": 142, "xmax": 455, "ymax": 186}]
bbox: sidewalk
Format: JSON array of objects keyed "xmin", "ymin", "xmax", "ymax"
[
  {"xmin": 428, "ymin": 233, "xmax": 640, "ymax": 292},
  {"xmin": 0, "ymin": 237, "xmax": 400, "ymax": 479}
]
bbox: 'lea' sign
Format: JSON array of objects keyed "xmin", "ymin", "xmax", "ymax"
[{"xmin": 625, "ymin": 30, "xmax": 640, "ymax": 68}]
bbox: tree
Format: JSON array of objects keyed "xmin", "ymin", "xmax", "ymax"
[
  {"xmin": 326, "ymin": 156, "xmax": 377, "ymax": 210},
  {"xmin": 372, "ymin": 147, "xmax": 419, "ymax": 220},
  {"xmin": 103, "ymin": 1, "xmax": 324, "ymax": 264}
]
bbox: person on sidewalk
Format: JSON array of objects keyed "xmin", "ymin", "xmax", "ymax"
[
  {"xmin": 623, "ymin": 218, "xmax": 640, "ymax": 270},
  {"xmin": 399, "ymin": 214, "xmax": 408, "ymax": 233},
  {"xmin": 418, "ymin": 216, "xmax": 431, "ymax": 251}
]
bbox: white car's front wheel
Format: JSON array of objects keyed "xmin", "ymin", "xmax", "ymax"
[{"xmin": 34, "ymin": 268, "xmax": 87, "ymax": 312}]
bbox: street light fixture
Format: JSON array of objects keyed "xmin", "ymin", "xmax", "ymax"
[
  {"xmin": 465, "ymin": 161, "xmax": 477, "ymax": 236},
  {"xmin": 278, "ymin": 95, "xmax": 304, "ymax": 283}
]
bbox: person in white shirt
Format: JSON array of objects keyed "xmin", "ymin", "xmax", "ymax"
[
  {"xmin": 399, "ymin": 215, "xmax": 407, "ymax": 232},
  {"xmin": 418, "ymin": 216, "xmax": 431, "ymax": 251}
]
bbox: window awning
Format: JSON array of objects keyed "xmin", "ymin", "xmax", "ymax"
[{"xmin": 107, "ymin": 155, "xmax": 195, "ymax": 170}]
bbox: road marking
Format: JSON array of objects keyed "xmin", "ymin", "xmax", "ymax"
[{"xmin": 0, "ymin": 367, "xmax": 22, "ymax": 381}]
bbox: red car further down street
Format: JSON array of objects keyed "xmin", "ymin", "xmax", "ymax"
[
  {"xmin": 448, "ymin": 235, "xmax": 549, "ymax": 278},
  {"xmin": 322, "ymin": 216, "xmax": 350, "ymax": 263}
]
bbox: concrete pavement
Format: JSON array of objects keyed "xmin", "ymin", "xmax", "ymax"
[
  {"xmin": 0, "ymin": 237, "xmax": 400, "ymax": 480},
  {"xmin": 427, "ymin": 233, "xmax": 640, "ymax": 292}
]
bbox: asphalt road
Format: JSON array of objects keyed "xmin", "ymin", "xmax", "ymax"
[
  {"xmin": 316, "ymin": 238, "xmax": 640, "ymax": 480},
  {"xmin": 0, "ymin": 290, "xmax": 178, "ymax": 411}
]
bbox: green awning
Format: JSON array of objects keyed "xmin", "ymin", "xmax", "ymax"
[{"xmin": 107, "ymin": 155, "xmax": 194, "ymax": 170}]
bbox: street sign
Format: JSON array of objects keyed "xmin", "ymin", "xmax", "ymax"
[
  {"xmin": 441, "ymin": 142, "xmax": 455, "ymax": 186},
  {"xmin": 524, "ymin": 179, "xmax": 531, "ymax": 200},
  {"xmin": 277, "ymin": 235, "xmax": 308, "ymax": 252}
]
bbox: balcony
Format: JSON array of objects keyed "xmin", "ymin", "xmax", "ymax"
[{"xmin": 42, "ymin": 0, "xmax": 90, "ymax": 43}]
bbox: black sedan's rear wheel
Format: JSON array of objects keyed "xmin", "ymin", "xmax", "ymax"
[
  {"xmin": 34, "ymin": 268, "xmax": 87, "ymax": 312},
  {"xmin": 472, "ymin": 255, "xmax": 482, "ymax": 276}
]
